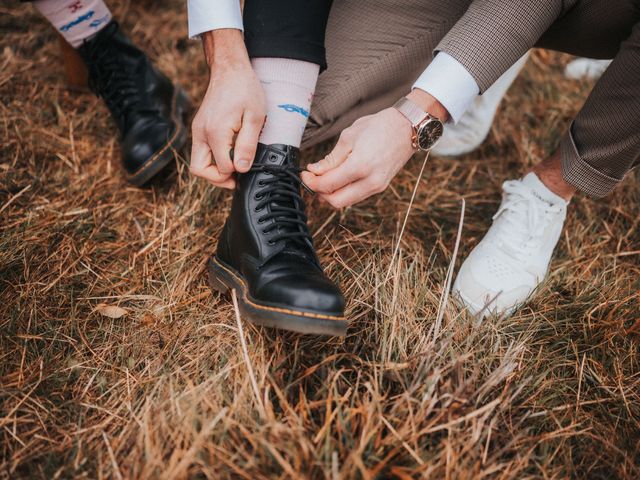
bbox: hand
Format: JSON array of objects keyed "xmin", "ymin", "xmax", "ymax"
[
  {"xmin": 190, "ymin": 30, "xmax": 266, "ymax": 189},
  {"xmin": 300, "ymin": 108, "xmax": 414, "ymax": 208},
  {"xmin": 301, "ymin": 89, "xmax": 449, "ymax": 208}
]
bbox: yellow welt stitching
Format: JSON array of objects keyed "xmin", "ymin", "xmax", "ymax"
[{"xmin": 213, "ymin": 257, "xmax": 347, "ymax": 322}]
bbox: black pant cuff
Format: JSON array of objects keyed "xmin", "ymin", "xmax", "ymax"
[{"xmin": 245, "ymin": 36, "xmax": 327, "ymax": 71}]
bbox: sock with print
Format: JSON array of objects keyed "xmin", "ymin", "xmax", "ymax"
[
  {"xmin": 34, "ymin": 0, "xmax": 112, "ymax": 48},
  {"xmin": 251, "ymin": 57, "xmax": 320, "ymax": 148}
]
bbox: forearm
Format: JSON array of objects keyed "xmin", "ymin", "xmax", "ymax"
[
  {"xmin": 407, "ymin": 0, "xmax": 566, "ymax": 124},
  {"xmin": 201, "ymin": 29, "xmax": 251, "ymax": 72},
  {"xmin": 437, "ymin": 0, "xmax": 566, "ymax": 92},
  {"xmin": 406, "ymin": 89, "xmax": 450, "ymax": 123}
]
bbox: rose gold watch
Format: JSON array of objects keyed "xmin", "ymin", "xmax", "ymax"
[{"xmin": 393, "ymin": 97, "xmax": 444, "ymax": 151}]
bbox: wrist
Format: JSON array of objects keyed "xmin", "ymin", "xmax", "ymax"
[
  {"xmin": 406, "ymin": 88, "xmax": 450, "ymax": 122},
  {"xmin": 202, "ymin": 29, "xmax": 251, "ymax": 72}
]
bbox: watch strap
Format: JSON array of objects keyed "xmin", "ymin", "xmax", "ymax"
[{"xmin": 393, "ymin": 97, "xmax": 429, "ymax": 127}]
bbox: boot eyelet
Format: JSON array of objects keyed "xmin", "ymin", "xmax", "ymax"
[
  {"xmin": 258, "ymin": 180, "xmax": 265, "ymax": 186},
  {"xmin": 269, "ymin": 154, "xmax": 278, "ymax": 162},
  {"xmin": 267, "ymin": 240, "xmax": 275, "ymax": 245},
  {"xmin": 257, "ymin": 218, "xmax": 264, "ymax": 223},
  {"xmin": 254, "ymin": 194, "xmax": 263, "ymax": 201},
  {"xmin": 254, "ymin": 206, "xmax": 263, "ymax": 212}
]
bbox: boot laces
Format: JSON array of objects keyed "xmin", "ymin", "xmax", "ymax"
[
  {"xmin": 250, "ymin": 164, "xmax": 316, "ymax": 266},
  {"xmin": 82, "ymin": 30, "xmax": 146, "ymax": 128}
]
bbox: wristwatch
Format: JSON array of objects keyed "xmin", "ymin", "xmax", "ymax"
[{"xmin": 393, "ymin": 97, "xmax": 444, "ymax": 151}]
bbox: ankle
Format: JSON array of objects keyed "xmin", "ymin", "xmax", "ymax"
[
  {"xmin": 34, "ymin": 0, "xmax": 112, "ymax": 48},
  {"xmin": 531, "ymin": 151, "xmax": 576, "ymax": 201},
  {"xmin": 251, "ymin": 58, "xmax": 319, "ymax": 148}
]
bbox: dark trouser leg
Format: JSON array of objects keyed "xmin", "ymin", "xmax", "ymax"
[
  {"xmin": 558, "ymin": 22, "xmax": 640, "ymax": 197},
  {"xmin": 536, "ymin": 2, "xmax": 640, "ymax": 197},
  {"xmin": 243, "ymin": 0, "xmax": 332, "ymax": 69},
  {"xmin": 559, "ymin": 26, "xmax": 640, "ymax": 197}
]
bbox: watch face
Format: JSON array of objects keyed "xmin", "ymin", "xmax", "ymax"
[{"xmin": 417, "ymin": 119, "xmax": 444, "ymax": 151}]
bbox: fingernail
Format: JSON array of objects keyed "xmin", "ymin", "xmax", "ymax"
[{"xmin": 237, "ymin": 159, "xmax": 249, "ymax": 170}]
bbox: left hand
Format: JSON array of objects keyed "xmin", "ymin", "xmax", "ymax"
[
  {"xmin": 300, "ymin": 107, "xmax": 416, "ymax": 209},
  {"xmin": 302, "ymin": 89, "xmax": 449, "ymax": 208}
]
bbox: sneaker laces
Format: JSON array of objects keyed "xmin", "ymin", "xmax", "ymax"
[
  {"xmin": 491, "ymin": 180, "xmax": 563, "ymax": 262},
  {"xmin": 250, "ymin": 164, "xmax": 316, "ymax": 267}
]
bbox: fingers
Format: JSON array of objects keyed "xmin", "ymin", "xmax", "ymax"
[
  {"xmin": 210, "ymin": 131, "xmax": 235, "ymax": 179},
  {"xmin": 189, "ymin": 137, "xmax": 236, "ymax": 189},
  {"xmin": 307, "ymin": 131, "xmax": 353, "ymax": 175},
  {"xmin": 301, "ymin": 159, "xmax": 363, "ymax": 194},
  {"xmin": 320, "ymin": 179, "xmax": 378, "ymax": 209},
  {"xmin": 233, "ymin": 111, "xmax": 264, "ymax": 173}
]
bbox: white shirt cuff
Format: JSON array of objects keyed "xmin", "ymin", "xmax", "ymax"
[
  {"xmin": 412, "ymin": 52, "xmax": 479, "ymax": 124},
  {"xmin": 188, "ymin": 0, "xmax": 243, "ymax": 38}
]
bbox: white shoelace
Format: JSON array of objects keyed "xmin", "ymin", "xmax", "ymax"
[{"xmin": 491, "ymin": 180, "xmax": 563, "ymax": 262}]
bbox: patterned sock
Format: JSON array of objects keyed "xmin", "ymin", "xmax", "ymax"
[
  {"xmin": 34, "ymin": 0, "xmax": 112, "ymax": 48},
  {"xmin": 251, "ymin": 58, "xmax": 319, "ymax": 147}
]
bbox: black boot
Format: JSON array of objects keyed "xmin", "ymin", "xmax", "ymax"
[
  {"xmin": 78, "ymin": 21, "xmax": 190, "ymax": 186},
  {"xmin": 208, "ymin": 143, "xmax": 347, "ymax": 336}
]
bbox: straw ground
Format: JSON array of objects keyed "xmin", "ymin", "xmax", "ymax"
[{"xmin": 1, "ymin": 2, "xmax": 639, "ymax": 478}]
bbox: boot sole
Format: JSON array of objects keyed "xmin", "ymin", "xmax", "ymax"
[
  {"xmin": 208, "ymin": 256, "xmax": 348, "ymax": 336},
  {"xmin": 126, "ymin": 88, "xmax": 191, "ymax": 187}
]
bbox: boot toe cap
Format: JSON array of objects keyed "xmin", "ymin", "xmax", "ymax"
[
  {"xmin": 121, "ymin": 118, "xmax": 180, "ymax": 174},
  {"xmin": 256, "ymin": 274, "xmax": 345, "ymax": 317}
]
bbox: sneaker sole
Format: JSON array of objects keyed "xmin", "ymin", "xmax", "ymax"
[
  {"xmin": 207, "ymin": 256, "xmax": 348, "ymax": 336},
  {"xmin": 454, "ymin": 288, "xmax": 523, "ymax": 319},
  {"xmin": 126, "ymin": 87, "xmax": 191, "ymax": 187}
]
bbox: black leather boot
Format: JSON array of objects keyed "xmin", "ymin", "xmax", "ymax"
[
  {"xmin": 78, "ymin": 21, "xmax": 190, "ymax": 186},
  {"xmin": 208, "ymin": 143, "xmax": 347, "ymax": 336}
]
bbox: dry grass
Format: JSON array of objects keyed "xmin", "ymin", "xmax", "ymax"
[{"xmin": 1, "ymin": 1, "xmax": 639, "ymax": 478}]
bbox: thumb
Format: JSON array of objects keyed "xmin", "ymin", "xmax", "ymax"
[{"xmin": 233, "ymin": 112, "xmax": 264, "ymax": 172}]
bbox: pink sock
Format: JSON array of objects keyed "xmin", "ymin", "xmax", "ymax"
[
  {"xmin": 34, "ymin": 0, "xmax": 112, "ymax": 48},
  {"xmin": 251, "ymin": 58, "xmax": 320, "ymax": 148}
]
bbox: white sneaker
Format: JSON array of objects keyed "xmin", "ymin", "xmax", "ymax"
[
  {"xmin": 432, "ymin": 53, "xmax": 529, "ymax": 157},
  {"xmin": 453, "ymin": 173, "xmax": 568, "ymax": 316},
  {"xmin": 564, "ymin": 58, "xmax": 612, "ymax": 80}
]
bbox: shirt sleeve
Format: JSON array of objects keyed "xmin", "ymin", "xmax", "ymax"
[
  {"xmin": 412, "ymin": 52, "xmax": 480, "ymax": 124},
  {"xmin": 187, "ymin": 0, "xmax": 244, "ymax": 38}
]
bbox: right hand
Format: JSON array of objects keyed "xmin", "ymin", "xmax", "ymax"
[{"xmin": 190, "ymin": 30, "xmax": 266, "ymax": 189}]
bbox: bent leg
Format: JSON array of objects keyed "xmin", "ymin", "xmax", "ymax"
[
  {"xmin": 534, "ymin": 2, "xmax": 640, "ymax": 196},
  {"xmin": 558, "ymin": 21, "xmax": 640, "ymax": 197}
]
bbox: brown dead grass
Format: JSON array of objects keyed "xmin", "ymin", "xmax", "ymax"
[{"xmin": 1, "ymin": 1, "xmax": 639, "ymax": 479}]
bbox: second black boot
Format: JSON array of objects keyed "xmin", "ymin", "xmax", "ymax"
[
  {"xmin": 78, "ymin": 21, "xmax": 190, "ymax": 186},
  {"xmin": 208, "ymin": 143, "xmax": 347, "ymax": 336}
]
